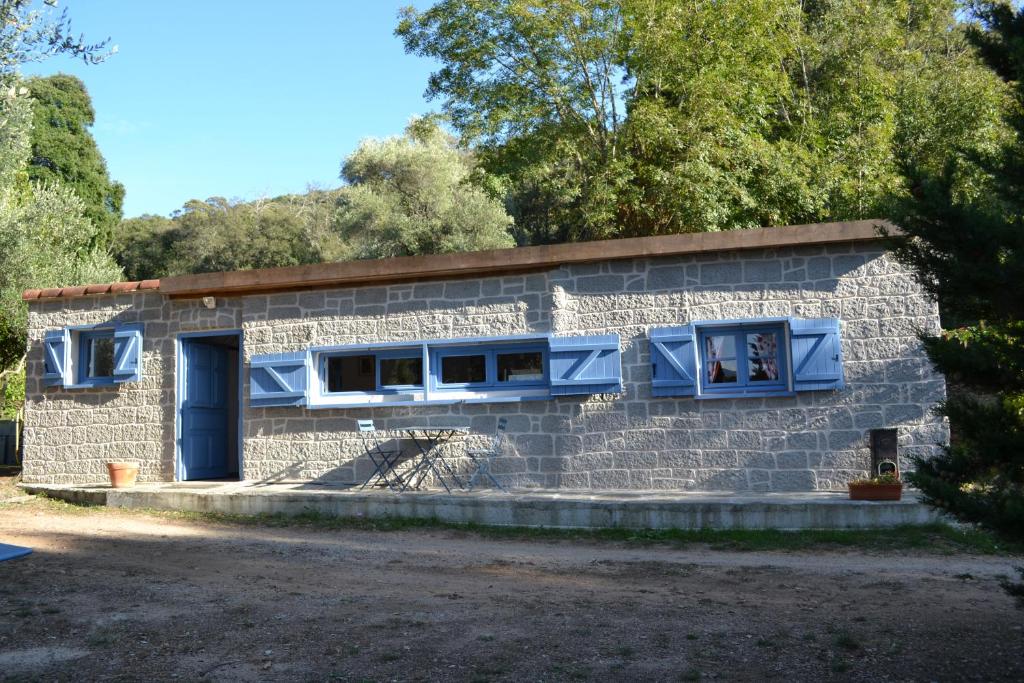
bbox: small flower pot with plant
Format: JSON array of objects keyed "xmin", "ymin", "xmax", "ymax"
[{"xmin": 848, "ymin": 473, "xmax": 903, "ymax": 501}]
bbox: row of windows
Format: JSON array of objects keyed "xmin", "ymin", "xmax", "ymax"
[
  {"xmin": 44, "ymin": 317, "xmax": 844, "ymax": 406},
  {"xmin": 322, "ymin": 346, "xmax": 547, "ymax": 394}
]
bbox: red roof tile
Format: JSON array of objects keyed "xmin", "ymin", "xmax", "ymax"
[{"xmin": 21, "ymin": 280, "xmax": 161, "ymax": 301}]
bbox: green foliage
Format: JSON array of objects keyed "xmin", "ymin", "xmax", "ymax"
[
  {"xmin": 112, "ymin": 214, "xmax": 176, "ymax": 281},
  {"xmin": 0, "ymin": 84, "xmax": 123, "ymax": 371},
  {"xmin": 849, "ymin": 473, "xmax": 902, "ymax": 486},
  {"xmin": 0, "ymin": 362, "xmax": 23, "ymax": 419},
  {"xmin": 398, "ymin": 0, "xmax": 1011, "ymax": 243},
  {"xmin": 890, "ymin": 0, "xmax": 1024, "ymax": 543},
  {"xmin": 0, "ymin": 2, "xmax": 118, "ymax": 375},
  {"xmin": 112, "ymin": 192, "xmax": 342, "ymax": 279},
  {"xmin": 25, "ymin": 74, "xmax": 124, "ymax": 245},
  {"xmin": 168, "ymin": 197, "xmax": 321, "ymax": 275},
  {"xmin": 113, "ymin": 120, "xmax": 513, "ymax": 278},
  {"xmin": 0, "ymin": 180, "xmax": 123, "ymax": 326},
  {"xmin": 0, "ymin": 1, "xmax": 113, "ymax": 78},
  {"xmin": 336, "ymin": 119, "xmax": 514, "ymax": 258}
]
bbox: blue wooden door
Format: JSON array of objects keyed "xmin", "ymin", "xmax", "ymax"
[{"xmin": 181, "ymin": 340, "xmax": 230, "ymax": 480}]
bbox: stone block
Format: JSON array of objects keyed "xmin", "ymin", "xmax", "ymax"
[
  {"xmin": 444, "ymin": 280, "xmax": 482, "ymax": 299},
  {"xmin": 575, "ymin": 275, "xmax": 624, "ymax": 294},
  {"xmin": 806, "ymin": 257, "xmax": 832, "ymax": 279},
  {"xmin": 775, "ymin": 451, "xmax": 808, "ymax": 469},
  {"xmin": 646, "ymin": 266, "xmax": 687, "ymax": 290},
  {"xmin": 700, "ymin": 262, "xmax": 743, "ymax": 286},
  {"xmin": 743, "ymin": 260, "xmax": 782, "ymax": 283},
  {"xmin": 515, "ymin": 434, "xmax": 554, "ymax": 456},
  {"xmin": 771, "ymin": 469, "xmax": 817, "ymax": 491}
]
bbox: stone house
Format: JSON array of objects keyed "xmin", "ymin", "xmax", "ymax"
[{"xmin": 19, "ymin": 219, "xmax": 948, "ymax": 491}]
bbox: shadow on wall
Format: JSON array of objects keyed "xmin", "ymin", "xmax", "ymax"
[{"xmin": 250, "ymin": 424, "xmax": 525, "ymax": 491}]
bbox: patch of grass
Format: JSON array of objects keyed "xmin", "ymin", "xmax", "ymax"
[
  {"xmin": 833, "ymin": 631, "xmax": 860, "ymax": 651},
  {"xmin": 679, "ymin": 668, "xmax": 702, "ymax": 681},
  {"xmin": 831, "ymin": 659, "xmax": 851, "ymax": 673},
  {"xmin": 685, "ymin": 632, "xmax": 699, "ymax": 641},
  {"xmin": 87, "ymin": 627, "xmax": 119, "ymax": 648},
  {"xmin": 20, "ymin": 494, "xmax": 1023, "ymax": 556},
  {"xmin": 146, "ymin": 508, "xmax": 1022, "ymax": 555}
]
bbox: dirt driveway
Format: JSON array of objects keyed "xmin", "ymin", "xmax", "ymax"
[{"xmin": 1, "ymin": 496, "xmax": 1022, "ymax": 682}]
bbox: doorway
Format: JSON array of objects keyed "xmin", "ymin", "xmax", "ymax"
[{"xmin": 178, "ymin": 331, "xmax": 242, "ymax": 481}]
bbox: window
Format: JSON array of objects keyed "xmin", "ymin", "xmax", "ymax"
[
  {"xmin": 380, "ymin": 357, "xmax": 423, "ymax": 387},
  {"xmin": 497, "ymin": 351, "xmax": 544, "ymax": 383},
  {"xmin": 80, "ymin": 330, "xmax": 116, "ymax": 383},
  {"xmin": 651, "ymin": 318, "xmax": 843, "ymax": 399},
  {"xmin": 698, "ymin": 324, "xmax": 787, "ymax": 395},
  {"xmin": 440, "ymin": 353, "xmax": 487, "ymax": 385},
  {"xmin": 326, "ymin": 355, "xmax": 376, "ymax": 393},
  {"xmin": 324, "ymin": 351, "xmax": 424, "ymax": 394},
  {"xmin": 41, "ymin": 323, "xmax": 143, "ymax": 388},
  {"xmin": 434, "ymin": 344, "xmax": 547, "ymax": 390}
]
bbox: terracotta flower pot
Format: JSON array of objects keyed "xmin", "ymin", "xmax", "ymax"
[
  {"xmin": 848, "ymin": 482, "xmax": 903, "ymax": 501},
  {"xmin": 106, "ymin": 461, "xmax": 140, "ymax": 488}
]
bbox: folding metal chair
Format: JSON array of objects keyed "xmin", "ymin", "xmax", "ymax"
[
  {"xmin": 357, "ymin": 420, "xmax": 404, "ymax": 491},
  {"xmin": 465, "ymin": 417, "xmax": 508, "ymax": 491}
]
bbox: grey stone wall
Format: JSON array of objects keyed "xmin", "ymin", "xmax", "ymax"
[
  {"xmin": 22, "ymin": 293, "xmax": 242, "ymax": 484},
  {"xmin": 22, "ymin": 240, "xmax": 948, "ymax": 491}
]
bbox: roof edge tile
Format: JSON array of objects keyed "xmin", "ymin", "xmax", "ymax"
[
  {"xmin": 22, "ymin": 280, "xmax": 161, "ymax": 302},
  {"xmin": 161, "ymin": 219, "xmax": 893, "ymax": 299}
]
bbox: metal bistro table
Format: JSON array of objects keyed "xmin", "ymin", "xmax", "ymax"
[{"xmin": 399, "ymin": 425, "xmax": 470, "ymax": 493}]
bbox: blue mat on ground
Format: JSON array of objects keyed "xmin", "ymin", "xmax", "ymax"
[{"xmin": 0, "ymin": 542, "xmax": 32, "ymax": 562}]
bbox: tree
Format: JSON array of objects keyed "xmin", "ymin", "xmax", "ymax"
[
  {"xmin": 889, "ymin": 0, "xmax": 1024, "ymax": 545},
  {"xmin": 164, "ymin": 197, "xmax": 321, "ymax": 276},
  {"xmin": 335, "ymin": 118, "xmax": 514, "ymax": 258},
  {"xmin": 26, "ymin": 74, "xmax": 124, "ymax": 245},
  {"xmin": 0, "ymin": 0, "xmax": 112, "ymax": 80},
  {"xmin": 112, "ymin": 214, "xmax": 176, "ymax": 281},
  {"xmin": 0, "ymin": 0, "xmax": 116, "ymax": 422},
  {"xmin": 398, "ymin": 0, "xmax": 1010, "ymax": 243}
]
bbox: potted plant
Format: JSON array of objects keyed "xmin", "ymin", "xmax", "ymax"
[
  {"xmin": 106, "ymin": 461, "xmax": 140, "ymax": 488},
  {"xmin": 848, "ymin": 473, "xmax": 903, "ymax": 501}
]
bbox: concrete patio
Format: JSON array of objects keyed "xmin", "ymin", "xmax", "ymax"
[{"xmin": 21, "ymin": 481, "xmax": 944, "ymax": 530}]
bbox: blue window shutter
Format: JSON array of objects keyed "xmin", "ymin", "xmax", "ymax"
[
  {"xmin": 650, "ymin": 326, "xmax": 697, "ymax": 397},
  {"xmin": 548, "ymin": 334, "xmax": 622, "ymax": 395},
  {"xmin": 250, "ymin": 351, "xmax": 308, "ymax": 406},
  {"xmin": 112, "ymin": 324, "xmax": 143, "ymax": 383},
  {"xmin": 790, "ymin": 318, "xmax": 844, "ymax": 391},
  {"xmin": 43, "ymin": 329, "xmax": 67, "ymax": 387}
]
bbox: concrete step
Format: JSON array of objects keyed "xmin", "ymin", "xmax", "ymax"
[{"xmin": 20, "ymin": 483, "xmax": 945, "ymax": 530}]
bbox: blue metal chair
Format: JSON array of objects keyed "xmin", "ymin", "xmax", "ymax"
[
  {"xmin": 465, "ymin": 417, "xmax": 508, "ymax": 491},
  {"xmin": 357, "ymin": 420, "xmax": 404, "ymax": 491}
]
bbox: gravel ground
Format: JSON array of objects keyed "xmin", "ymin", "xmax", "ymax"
[{"xmin": 0, "ymin": 491, "xmax": 1022, "ymax": 682}]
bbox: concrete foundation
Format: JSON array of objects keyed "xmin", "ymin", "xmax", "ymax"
[{"xmin": 21, "ymin": 482, "xmax": 944, "ymax": 530}]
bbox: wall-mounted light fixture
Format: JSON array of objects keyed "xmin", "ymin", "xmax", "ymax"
[{"xmin": 202, "ymin": 296, "xmax": 216, "ymax": 309}]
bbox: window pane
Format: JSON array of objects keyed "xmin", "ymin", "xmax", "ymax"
[
  {"xmin": 88, "ymin": 337, "xmax": 115, "ymax": 378},
  {"xmin": 497, "ymin": 351, "xmax": 544, "ymax": 382},
  {"xmin": 380, "ymin": 357, "xmax": 423, "ymax": 387},
  {"xmin": 746, "ymin": 332, "xmax": 780, "ymax": 381},
  {"xmin": 441, "ymin": 354, "xmax": 487, "ymax": 384},
  {"xmin": 705, "ymin": 334, "xmax": 735, "ymax": 360},
  {"xmin": 707, "ymin": 359, "xmax": 737, "ymax": 384},
  {"xmin": 326, "ymin": 355, "xmax": 376, "ymax": 392}
]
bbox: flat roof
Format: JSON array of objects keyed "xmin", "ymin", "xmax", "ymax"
[{"xmin": 24, "ymin": 219, "xmax": 888, "ymax": 302}]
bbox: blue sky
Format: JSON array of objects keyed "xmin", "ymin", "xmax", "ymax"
[{"xmin": 22, "ymin": 1, "xmax": 437, "ymax": 218}]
